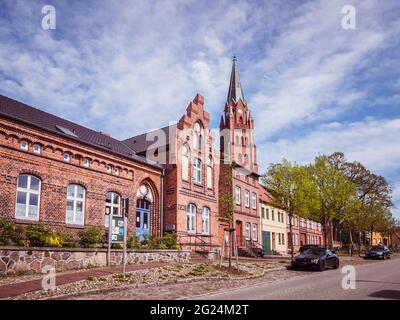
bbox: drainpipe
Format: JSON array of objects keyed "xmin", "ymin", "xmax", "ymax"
[{"xmin": 160, "ymin": 168, "xmax": 165, "ymax": 237}]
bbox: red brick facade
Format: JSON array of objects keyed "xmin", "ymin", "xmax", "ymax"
[
  {"xmin": 124, "ymin": 94, "xmax": 220, "ymax": 250},
  {"xmin": 0, "ymin": 114, "xmax": 162, "ymax": 238},
  {"xmin": 287, "ymin": 214, "xmax": 324, "ymax": 253}
]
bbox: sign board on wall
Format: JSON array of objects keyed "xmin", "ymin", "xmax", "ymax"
[{"xmin": 111, "ymin": 216, "xmax": 124, "ymax": 243}]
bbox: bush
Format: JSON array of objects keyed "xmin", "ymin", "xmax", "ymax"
[
  {"xmin": 56, "ymin": 231, "xmax": 76, "ymax": 248},
  {"xmin": 0, "ymin": 217, "xmax": 24, "ymax": 246},
  {"xmin": 45, "ymin": 235, "xmax": 62, "ymax": 247},
  {"xmin": 25, "ymin": 224, "xmax": 53, "ymax": 247},
  {"xmin": 127, "ymin": 235, "xmax": 141, "ymax": 249},
  {"xmin": 160, "ymin": 232, "xmax": 179, "ymax": 249},
  {"xmin": 78, "ymin": 226, "xmax": 103, "ymax": 248}
]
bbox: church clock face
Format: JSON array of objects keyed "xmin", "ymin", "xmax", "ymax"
[{"xmin": 238, "ymin": 109, "xmax": 243, "ymax": 114}]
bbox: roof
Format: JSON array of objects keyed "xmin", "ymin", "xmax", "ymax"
[
  {"xmin": 123, "ymin": 124, "xmax": 174, "ymax": 154},
  {"xmin": 227, "ymin": 56, "xmax": 245, "ymax": 104},
  {"xmin": 0, "ymin": 94, "xmax": 162, "ymax": 170},
  {"xmin": 259, "ymin": 185, "xmax": 273, "ymax": 203}
]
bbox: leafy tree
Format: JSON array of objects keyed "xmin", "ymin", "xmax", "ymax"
[
  {"xmin": 307, "ymin": 155, "xmax": 359, "ymax": 249},
  {"xmin": 263, "ymin": 159, "xmax": 313, "ymax": 260}
]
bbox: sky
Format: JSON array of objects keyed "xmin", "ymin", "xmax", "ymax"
[{"xmin": 0, "ymin": 0, "xmax": 399, "ymax": 218}]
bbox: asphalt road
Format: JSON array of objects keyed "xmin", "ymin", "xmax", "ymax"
[{"xmin": 191, "ymin": 257, "xmax": 400, "ymax": 300}]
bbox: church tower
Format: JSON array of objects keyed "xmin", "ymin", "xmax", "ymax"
[
  {"xmin": 219, "ymin": 56, "xmax": 258, "ymax": 174},
  {"xmin": 218, "ymin": 56, "xmax": 261, "ymax": 251}
]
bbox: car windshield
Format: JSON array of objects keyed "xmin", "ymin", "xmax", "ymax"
[
  {"xmin": 370, "ymin": 246, "xmax": 384, "ymax": 250},
  {"xmin": 302, "ymin": 248, "xmax": 325, "ymax": 255}
]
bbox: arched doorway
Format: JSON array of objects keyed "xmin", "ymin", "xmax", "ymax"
[{"xmin": 136, "ymin": 184, "xmax": 153, "ymax": 240}]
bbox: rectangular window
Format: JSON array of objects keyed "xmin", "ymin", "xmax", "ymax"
[
  {"xmin": 266, "ymin": 208, "xmax": 269, "ymax": 219},
  {"xmin": 187, "ymin": 204, "xmax": 196, "ymax": 233},
  {"xmin": 271, "ymin": 210, "xmax": 275, "ymax": 221},
  {"xmin": 20, "ymin": 140, "xmax": 28, "ymax": 151},
  {"xmin": 202, "ymin": 207, "xmax": 210, "ymax": 235},
  {"xmin": 261, "ymin": 207, "xmax": 265, "ymax": 219},
  {"xmin": 15, "ymin": 175, "xmax": 41, "ymax": 221},
  {"xmin": 244, "ymin": 190, "xmax": 250, "ymax": 207},
  {"xmin": 245, "ymin": 223, "xmax": 251, "ymax": 240},
  {"xmin": 64, "ymin": 153, "xmax": 70, "ymax": 162},
  {"xmin": 235, "ymin": 187, "xmax": 241, "ymax": 205},
  {"xmin": 252, "ymin": 224, "xmax": 257, "ymax": 241},
  {"xmin": 33, "ymin": 144, "xmax": 41, "ymax": 154},
  {"xmin": 193, "ymin": 158, "xmax": 202, "ymax": 184},
  {"xmin": 282, "ymin": 233, "xmax": 285, "ymax": 245},
  {"xmin": 83, "ymin": 159, "xmax": 90, "ymax": 168},
  {"xmin": 252, "ymin": 193, "xmax": 257, "ymax": 209}
]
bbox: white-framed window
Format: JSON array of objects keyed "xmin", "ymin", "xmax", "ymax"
[
  {"xmin": 181, "ymin": 144, "xmax": 189, "ymax": 181},
  {"xmin": 244, "ymin": 190, "xmax": 250, "ymax": 207},
  {"xmin": 15, "ymin": 174, "xmax": 41, "ymax": 220},
  {"xmin": 83, "ymin": 158, "xmax": 90, "ymax": 168},
  {"xmin": 252, "ymin": 192, "xmax": 257, "ymax": 209},
  {"xmin": 193, "ymin": 158, "xmax": 202, "ymax": 184},
  {"xmin": 252, "ymin": 224, "xmax": 257, "ymax": 241},
  {"xmin": 282, "ymin": 233, "xmax": 285, "ymax": 245},
  {"xmin": 66, "ymin": 184, "xmax": 85, "ymax": 225},
  {"xmin": 105, "ymin": 192, "xmax": 121, "ymax": 227},
  {"xmin": 107, "ymin": 165, "xmax": 112, "ymax": 173},
  {"xmin": 261, "ymin": 207, "xmax": 265, "ymax": 219},
  {"xmin": 206, "ymin": 156, "xmax": 213, "ymax": 189},
  {"xmin": 64, "ymin": 152, "xmax": 71, "ymax": 162},
  {"xmin": 202, "ymin": 207, "xmax": 210, "ymax": 235},
  {"xmin": 278, "ymin": 233, "xmax": 281, "ymax": 245},
  {"xmin": 33, "ymin": 144, "xmax": 41, "ymax": 154},
  {"xmin": 187, "ymin": 203, "xmax": 196, "ymax": 233},
  {"xmin": 266, "ymin": 208, "xmax": 269, "ymax": 219},
  {"xmin": 114, "ymin": 168, "xmax": 120, "ymax": 176},
  {"xmin": 272, "ymin": 209, "xmax": 275, "ymax": 221},
  {"xmin": 20, "ymin": 140, "xmax": 28, "ymax": 151},
  {"xmin": 245, "ymin": 223, "xmax": 251, "ymax": 240},
  {"xmin": 235, "ymin": 186, "xmax": 241, "ymax": 205}
]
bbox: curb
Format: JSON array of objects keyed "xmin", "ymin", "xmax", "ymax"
[{"xmin": 39, "ymin": 266, "xmax": 287, "ymax": 300}]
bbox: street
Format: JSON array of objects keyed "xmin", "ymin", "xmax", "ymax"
[{"xmin": 190, "ymin": 257, "xmax": 400, "ymax": 300}]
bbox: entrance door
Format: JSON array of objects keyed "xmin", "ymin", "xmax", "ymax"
[
  {"xmin": 300, "ymin": 233, "xmax": 306, "ymax": 246},
  {"xmin": 136, "ymin": 199, "xmax": 151, "ymax": 240},
  {"xmin": 236, "ymin": 221, "xmax": 243, "ymax": 247},
  {"xmin": 262, "ymin": 231, "xmax": 271, "ymax": 255}
]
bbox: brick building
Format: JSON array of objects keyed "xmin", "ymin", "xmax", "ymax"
[
  {"xmin": 287, "ymin": 214, "xmax": 324, "ymax": 253},
  {"xmin": 218, "ymin": 57, "xmax": 261, "ymax": 252},
  {"xmin": 123, "ymin": 94, "xmax": 220, "ymax": 251},
  {"xmin": 0, "ymin": 95, "xmax": 163, "ymax": 239}
]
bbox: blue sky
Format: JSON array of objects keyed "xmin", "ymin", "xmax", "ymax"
[{"xmin": 0, "ymin": 0, "xmax": 399, "ymax": 218}]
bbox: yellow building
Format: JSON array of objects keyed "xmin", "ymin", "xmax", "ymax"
[{"xmin": 259, "ymin": 186, "xmax": 287, "ymax": 255}]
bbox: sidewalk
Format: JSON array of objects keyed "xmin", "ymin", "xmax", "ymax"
[{"xmin": 0, "ymin": 262, "xmax": 168, "ymax": 299}]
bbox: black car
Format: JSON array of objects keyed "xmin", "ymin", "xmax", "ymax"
[
  {"xmin": 291, "ymin": 247, "xmax": 340, "ymax": 271},
  {"xmin": 364, "ymin": 245, "xmax": 391, "ymax": 260}
]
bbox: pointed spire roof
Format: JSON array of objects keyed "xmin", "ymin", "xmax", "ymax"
[{"xmin": 227, "ymin": 56, "xmax": 245, "ymax": 104}]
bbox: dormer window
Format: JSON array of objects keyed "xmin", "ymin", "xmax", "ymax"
[
  {"xmin": 64, "ymin": 152, "xmax": 71, "ymax": 162},
  {"xmin": 20, "ymin": 140, "xmax": 28, "ymax": 151}
]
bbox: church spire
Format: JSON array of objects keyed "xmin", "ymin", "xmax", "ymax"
[{"xmin": 226, "ymin": 56, "xmax": 245, "ymax": 104}]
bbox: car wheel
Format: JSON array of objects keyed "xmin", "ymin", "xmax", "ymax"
[
  {"xmin": 318, "ymin": 260, "xmax": 325, "ymax": 272},
  {"xmin": 333, "ymin": 259, "xmax": 339, "ymax": 269},
  {"xmin": 388, "ymin": 255, "xmax": 391, "ymax": 259}
]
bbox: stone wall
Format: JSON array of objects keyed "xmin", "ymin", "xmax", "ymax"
[{"xmin": 0, "ymin": 246, "xmax": 191, "ymax": 275}]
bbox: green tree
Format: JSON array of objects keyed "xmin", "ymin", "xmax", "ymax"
[
  {"xmin": 307, "ymin": 155, "xmax": 359, "ymax": 249},
  {"xmin": 263, "ymin": 159, "xmax": 313, "ymax": 260}
]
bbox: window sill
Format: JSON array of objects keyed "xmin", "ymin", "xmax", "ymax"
[
  {"xmin": 66, "ymin": 224, "xmax": 85, "ymax": 229},
  {"xmin": 14, "ymin": 218, "xmax": 40, "ymax": 224}
]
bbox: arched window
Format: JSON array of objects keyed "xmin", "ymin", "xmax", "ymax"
[
  {"xmin": 202, "ymin": 207, "xmax": 210, "ymax": 235},
  {"xmin": 206, "ymin": 156, "xmax": 213, "ymax": 189},
  {"xmin": 15, "ymin": 174, "xmax": 41, "ymax": 220},
  {"xmin": 244, "ymin": 154, "xmax": 248, "ymax": 164},
  {"xmin": 182, "ymin": 144, "xmax": 189, "ymax": 181},
  {"xmin": 187, "ymin": 203, "xmax": 196, "ymax": 233},
  {"xmin": 105, "ymin": 192, "xmax": 121, "ymax": 227},
  {"xmin": 193, "ymin": 158, "xmax": 202, "ymax": 184},
  {"xmin": 66, "ymin": 184, "xmax": 85, "ymax": 225},
  {"xmin": 193, "ymin": 122, "xmax": 203, "ymax": 151},
  {"xmin": 239, "ymin": 116, "xmax": 243, "ymax": 124}
]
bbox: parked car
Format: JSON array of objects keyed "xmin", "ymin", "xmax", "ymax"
[
  {"xmin": 364, "ymin": 245, "xmax": 391, "ymax": 260},
  {"xmin": 299, "ymin": 244, "xmax": 320, "ymax": 253},
  {"xmin": 292, "ymin": 247, "xmax": 340, "ymax": 271}
]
